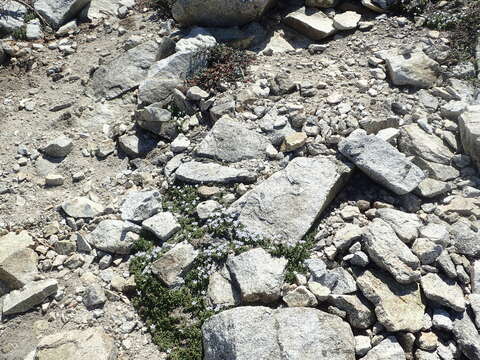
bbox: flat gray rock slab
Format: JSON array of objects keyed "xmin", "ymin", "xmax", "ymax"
[
  {"xmin": 459, "ymin": 105, "xmax": 480, "ymax": 169},
  {"xmin": 229, "ymin": 156, "xmax": 352, "ymax": 243},
  {"xmin": 152, "ymin": 241, "xmax": 199, "ymax": 287},
  {"xmin": 196, "ymin": 116, "xmax": 270, "ymax": 162},
  {"xmin": 3, "ymin": 279, "xmax": 58, "ymax": 315},
  {"xmin": 338, "ymin": 129, "xmax": 425, "ymax": 195},
  {"xmin": 202, "ymin": 306, "xmax": 355, "ymax": 360},
  {"xmin": 357, "ymin": 269, "xmax": 425, "ymax": 332},
  {"xmin": 226, "ymin": 248, "xmax": 287, "ymax": 303},
  {"xmin": 360, "ymin": 336, "xmax": 406, "ymax": 360},
  {"xmin": 35, "ymin": 327, "xmax": 116, "ymax": 360},
  {"xmin": 142, "ymin": 212, "xmax": 181, "ymax": 241},
  {"xmin": 421, "ymin": 273, "xmax": 465, "ymax": 312},
  {"xmin": 376, "ymin": 208, "xmax": 422, "ymax": 243},
  {"xmin": 283, "ymin": 7, "xmax": 336, "ymax": 40},
  {"xmin": 120, "ymin": 191, "xmax": 162, "ymax": 223},
  {"xmin": 364, "ymin": 218, "xmax": 421, "ymax": 284},
  {"xmin": 384, "ymin": 50, "xmax": 439, "ymax": 88},
  {"xmin": 450, "ymin": 220, "xmax": 480, "ymax": 257},
  {"xmin": 35, "ymin": 0, "xmax": 90, "ymax": 29},
  {"xmin": 88, "ymin": 40, "xmax": 160, "ymax": 100},
  {"xmin": 88, "ymin": 220, "xmax": 141, "ymax": 254},
  {"xmin": 453, "ymin": 311, "xmax": 480, "ymax": 360},
  {"xmin": 175, "ymin": 161, "xmax": 256, "ymax": 184},
  {"xmin": 62, "ymin": 197, "xmax": 104, "ymax": 218}
]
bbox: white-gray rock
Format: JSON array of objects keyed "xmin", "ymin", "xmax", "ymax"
[
  {"xmin": 88, "ymin": 220, "xmax": 141, "ymax": 254},
  {"xmin": 135, "ymin": 103, "xmax": 177, "ymax": 140},
  {"xmin": 196, "ymin": 115, "xmax": 270, "ymax": 162},
  {"xmin": 175, "ymin": 161, "xmax": 256, "ymax": 184},
  {"xmin": 283, "ymin": 286, "xmax": 318, "ymax": 307},
  {"xmin": 360, "ymin": 336, "xmax": 406, "ymax": 360},
  {"xmin": 339, "ymin": 129, "xmax": 425, "ymax": 195},
  {"xmin": 62, "ymin": 197, "xmax": 104, "ymax": 218},
  {"xmin": 120, "ymin": 191, "xmax": 162, "ymax": 223},
  {"xmin": 207, "ymin": 266, "xmax": 240, "ymax": 307},
  {"xmin": 411, "ymin": 238, "xmax": 442, "ymax": 265},
  {"xmin": 202, "ymin": 306, "xmax": 355, "ymax": 360},
  {"xmin": 421, "ymin": 273, "xmax": 465, "ymax": 312},
  {"xmin": 34, "ymin": 0, "xmax": 91, "ymax": 29},
  {"xmin": 364, "ymin": 218, "xmax": 421, "ymax": 284},
  {"xmin": 0, "ymin": 1, "xmax": 26, "ymax": 34},
  {"xmin": 333, "ymin": 11, "xmax": 361, "ymax": 30},
  {"xmin": 2, "ymin": 279, "xmax": 58, "ymax": 315},
  {"xmin": 175, "ymin": 27, "xmax": 217, "ymax": 53},
  {"xmin": 376, "ymin": 208, "xmax": 422, "ymax": 243},
  {"xmin": 172, "ymin": 0, "xmax": 274, "ymax": 27},
  {"xmin": 453, "ymin": 311, "xmax": 480, "ymax": 360},
  {"xmin": 384, "ymin": 50, "xmax": 439, "ymax": 88},
  {"xmin": 283, "ymin": 7, "xmax": 336, "ymax": 40},
  {"xmin": 142, "ymin": 212, "xmax": 180, "ymax": 241},
  {"xmin": 230, "ymin": 156, "xmax": 352, "ymax": 243},
  {"xmin": 459, "ymin": 105, "xmax": 480, "ymax": 169},
  {"xmin": 118, "ymin": 133, "xmax": 157, "ymax": 159},
  {"xmin": 226, "ymin": 248, "xmax": 287, "ymax": 303},
  {"xmin": 450, "ymin": 220, "xmax": 480, "ymax": 257},
  {"xmin": 196, "ymin": 200, "xmax": 221, "ymax": 220},
  {"xmin": 152, "ymin": 241, "xmax": 199, "ymax": 287},
  {"xmin": 357, "ymin": 269, "xmax": 425, "ymax": 332},
  {"xmin": 328, "ymin": 294, "xmax": 376, "ymax": 329}
]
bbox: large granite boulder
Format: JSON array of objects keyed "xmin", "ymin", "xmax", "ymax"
[{"xmin": 34, "ymin": 0, "xmax": 91, "ymax": 29}]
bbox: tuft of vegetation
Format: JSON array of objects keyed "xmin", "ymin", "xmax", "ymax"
[
  {"xmin": 186, "ymin": 44, "xmax": 255, "ymax": 92},
  {"xmin": 136, "ymin": 0, "xmax": 174, "ymax": 19},
  {"xmin": 129, "ymin": 184, "xmax": 318, "ymax": 359},
  {"xmin": 12, "ymin": 25, "xmax": 27, "ymax": 40}
]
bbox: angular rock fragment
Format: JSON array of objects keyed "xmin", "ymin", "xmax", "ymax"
[
  {"xmin": 175, "ymin": 161, "xmax": 256, "ymax": 184},
  {"xmin": 230, "ymin": 156, "xmax": 352, "ymax": 243},
  {"xmin": 459, "ymin": 105, "xmax": 480, "ymax": 169},
  {"xmin": 0, "ymin": 1, "xmax": 26, "ymax": 34},
  {"xmin": 120, "ymin": 191, "xmax": 162, "ymax": 223},
  {"xmin": 376, "ymin": 208, "xmax": 422, "ymax": 243},
  {"xmin": 450, "ymin": 221, "xmax": 480, "ymax": 257},
  {"xmin": 283, "ymin": 286, "xmax": 318, "ymax": 307},
  {"xmin": 284, "ymin": 7, "xmax": 336, "ymax": 40},
  {"xmin": 135, "ymin": 103, "xmax": 178, "ymax": 140},
  {"xmin": 2, "ymin": 279, "xmax": 58, "ymax": 315},
  {"xmin": 364, "ymin": 219, "xmax": 421, "ymax": 284},
  {"xmin": 43, "ymin": 136, "xmax": 73, "ymax": 158},
  {"xmin": 196, "ymin": 116, "xmax": 270, "ymax": 162},
  {"xmin": 88, "ymin": 220, "xmax": 141, "ymax": 255},
  {"xmin": 34, "ymin": 0, "xmax": 90, "ymax": 29},
  {"xmin": 207, "ymin": 266, "xmax": 240, "ymax": 307},
  {"xmin": 35, "ymin": 327, "xmax": 116, "ymax": 360},
  {"xmin": 142, "ymin": 212, "xmax": 180, "ymax": 241},
  {"xmin": 338, "ymin": 129, "xmax": 425, "ymax": 195},
  {"xmin": 328, "ymin": 294, "xmax": 376, "ymax": 329},
  {"xmin": 118, "ymin": 133, "xmax": 157, "ymax": 159},
  {"xmin": 360, "ymin": 336, "xmax": 406, "ymax": 360},
  {"xmin": 357, "ymin": 269, "xmax": 425, "ymax": 332},
  {"xmin": 421, "ymin": 273, "xmax": 465, "ymax": 312},
  {"xmin": 202, "ymin": 306, "xmax": 355, "ymax": 360},
  {"xmin": 453, "ymin": 311, "xmax": 480, "ymax": 360},
  {"xmin": 62, "ymin": 197, "xmax": 104, "ymax": 218},
  {"xmin": 152, "ymin": 241, "xmax": 199, "ymax": 287},
  {"xmin": 226, "ymin": 248, "xmax": 287, "ymax": 303},
  {"xmin": 384, "ymin": 50, "xmax": 439, "ymax": 88}
]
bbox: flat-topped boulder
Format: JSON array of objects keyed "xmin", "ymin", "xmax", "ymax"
[
  {"xmin": 283, "ymin": 7, "xmax": 336, "ymax": 40},
  {"xmin": 229, "ymin": 156, "xmax": 352, "ymax": 243},
  {"xmin": 459, "ymin": 105, "xmax": 480, "ymax": 169},
  {"xmin": 175, "ymin": 161, "xmax": 256, "ymax": 184}
]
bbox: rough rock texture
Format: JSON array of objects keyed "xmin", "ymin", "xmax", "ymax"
[
  {"xmin": 202, "ymin": 306, "xmax": 355, "ymax": 360},
  {"xmin": 61, "ymin": 197, "xmax": 104, "ymax": 218},
  {"xmin": 284, "ymin": 7, "xmax": 336, "ymax": 41},
  {"xmin": 364, "ymin": 218, "xmax": 421, "ymax": 284},
  {"xmin": 338, "ymin": 129, "xmax": 425, "ymax": 195},
  {"xmin": 453, "ymin": 312, "xmax": 480, "ymax": 360},
  {"xmin": 2, "ymin": 279, "xmax": 58, "ymax": 315},
  {"xmin": 120, "ymin": 191, "xmax": 162, "ymax": 223},
  {"xmin": 196, "ymin": 116, "xmax": 270, "ymax": 162},
  {"xmin": 384, "ymin": 50, "xmax": 439, "ymax": 88},
  {"xmin": 135, "ymin": 103, "xmax": 178, "ymax": 140},
  {"xmin": 357, "ymin": 269, "xmax": 425, "ymax": 332},
  {"xmin": 34, "ymin": 0, "xmax": 91, "ymax": 29},
  {"xmin": 142, "ymin": 212, "xmax": 180, "ymax": 241},
  {"xmin": 328, "ymin": 294, "xmax": 376, "ymax": 329},
  {"xmin": 35, "ymin": 327, "xmax": 117, "ymax": 360},
  {"xmin": 459, "ymin": 105, "xmax": 480, "ymax": 169},
  {"xmin": 376, "ymin": 208, "xmax": 422, "ymax": 243},
  {"xmin": 175, "ymin": 161, "xmax": 256, "ymax": 184},
  {"xmin": 0, "ymin": 1, "xmax": 27, "ymax": 34},
  {"xmin": 172, "ymin": 0, "xmax": 274, "ymax": 27},
  {"xmin": 151, "ymin": 241, "xmax": 199, "ymax": 287},
  {"xmin": 226, "ymin": 248, "xmax": 287, "ymax": 303},
  {"xmin": 360, "ymin": 336, "xmax": 406, "ymax": 360},
  {"xmin": 450, "ymin": 220, "xmax": 480, "ymax": 257},
  {"xmin": 87, "ymin": 220, "xmax": 141, "ymax": 254},
  {"xmin": 420, "ymin": 273, "xmax": 465, "ymax": 312},
  {"xmin": 88, "ymin": 40, "xmax": 160, "ymax": 100},
  {"xmin": 0, "ymin": 231, "xmax": 37, "ymax": 290},
  {"xmin": 230, "ymin": 156, "xmax": 352, "ymax": 242}
]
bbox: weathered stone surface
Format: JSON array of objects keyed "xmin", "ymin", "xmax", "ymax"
[
  {"xmin": 0, "ymin": 231, "xmax": 37, "ymax": 290},
  {"xmin": 118, "ymin": 132, "xmax": 157, "ymax": 159},
  {"xmin": 469, "ymin": 294, "xmax": 480, "ymax": 329},
  {"xmin": 207, "ymin": 266, "xmax": 240, "ymax": 307},
  {"xmin": 175, "ymin": 161, "xmax": 256, "ymax": 184},
  {"xmin": 360, "ymin": 336, "xmax": 406, "ymax": 360},
  {"xmin": 62, "ymin": 197, "xmax": 104, "ymax": 218},
  {"xmin": 384, "ymin": 51, "xmax": 439, "ymax": 88},
  {"xmin": 0, "ymin": 1, "xmax": 26, "ymax": 34},
  {"xmin": 83, "ymin": 283, "xmax": 107, "ymax": 309},
  {"xmin": 450, "ymin": 220, "xmax": 480, "ymax": 257},
  {"xmin": 364, "ymin": 219, "xmax": 421, "ymax": 284},
  {"xmin": 142, "ymin": 212, "xmax": 180, "ymax": 241},
  {"xmin": 284, "ymin": 7, "xmax": 336, "ymax": 41},
  {"xmin": 317, "ymin": 267, "xmax": 357, "ymax": 295},
  {"xmin": 416, "ymin": 178, "xmax": 452, "ymax": 198},
  {"xmin": 2, "ymin": 279, "xmax": 58, "ymax": 315},
  {"xmin": 88, "ymin": 220, "xmax": 141, "ymax": 254},
  {"xmin": 196, "ymin": 116, "xmax": 270, "ymax": 162},
  {"xmin": 226, "ymin": 248, "xmax": 287, "ymax": 303},
  {"xmin": 89, "ymin": 40, "xmax": 160, "ymax": 100},
  {"xmin": 135, "ymin": 103, "xmax": 178, "ymax": 140},
  {"xmin": 399, "ymin": 124, "xmax": 454, "ymax": 165},
  {"xmin": 421, "ymin": 273, "xmax": 465, "ymax": 312},
  {"xmin": 459, "ymin": 105, "xmax": 480, "ymax": 169},
  {"xmin": 357, "ymin": 269, "xmax": 425, "ymax": 332},
  {"xmin": 202, "ymin": 306, "xmax": 355, "ymax": 360},
  {"xmin": 35, "ymin": 327, "xmax": 116, "ymax": 360},
  {"xmin": 412, "ymin": 238, "xmax": 442, "ymax": 265},
  {"xmin": 339, "ymin": 129, "xmax": 425, "ymax": 195},
  {"xmin": 172, "ymin": 0, "xmax": 274, "ymax": 27},
  {"xmin": 333, "ymin": 11, "xmax": 361, "ymax": 30},
  {"xmin": 152, "ymin": 241, "xmax": 199, "ymax": 287},
  {"xmin": 283, "ymin": 286, "xmax": 318, "ymax": 307},
  {"xmin": 120, "ymin": 191, "xmax": 162, "ymax": 223},
  {"xmin": 328, "ymin": 294, "xmax": 376, "ymax": 329},
  {"xmin": 34, "ymin": 0, "xmax": 90, "ymax": 29},
  {"xmin": 43, "ymin": 136, "xmax": 73, "ymax": 158},
  {"xmin": 175, "ymin": 27, "xmax": 217, "ymax": 53},
  {"xmin": 230, "ymin": 156, "xmax": 352, "ymax": 243},
  {"xmin": 376, "ymin": 208, "xmax": 422, "ymax": 243},
  {"xmin": 453, "ymin": 311, "xmax": 480, "ymax": 360}
]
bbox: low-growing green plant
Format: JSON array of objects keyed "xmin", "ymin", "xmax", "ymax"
[
  {"xmin": 186, "ymin": 44, "xmax": 255, "ymax": 91},
  {"xmin": 12, "ymin": 25, "xmax": 27, "ymax": 40}
]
